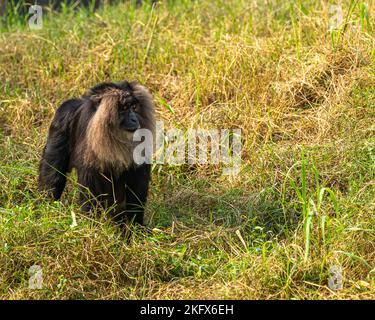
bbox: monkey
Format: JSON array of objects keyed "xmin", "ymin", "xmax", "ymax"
[{"xmin": 38, "ymin": 81, "xmax": 155, "ymax": 227}]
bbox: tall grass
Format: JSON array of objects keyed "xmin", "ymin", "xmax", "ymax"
[
  {"xmin": 282, "ymin": 148, "xmax": 339, "ymax": 263},
  {"xmin": 0, "ymin": 0, "xmax": 374, "ymax": 299}
]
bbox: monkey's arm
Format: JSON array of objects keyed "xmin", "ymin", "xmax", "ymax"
[
  {"xmin": 38, "ymin": 99, "xmax": 81, "ymax": 200},
  {"xmin": 124, "ymin": 164, "xmax": 151, "ymax": 226}
]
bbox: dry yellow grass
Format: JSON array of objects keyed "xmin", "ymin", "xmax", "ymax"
[{"xmin": 0, "ymin": 0, "xmax": 374, "ymax": 299}]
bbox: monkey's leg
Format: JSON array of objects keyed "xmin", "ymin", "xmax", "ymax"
[
  {"xmin": 78, "ymin": 187, "xmax": 97, "ymax": 214},
  {"xmin": 111, "ymin": 200, "xmax": 129, "ymax": 227},
  {"xmin": 124, "ymin": 164, "xmax": 151, "ymax": 226},
  {"xmin": 76, "ymin": 169, "xmax": 102, "ymax": 215},
  {"xmin": 38, "ymin": 99, "xmax": 80, "ymax": 200},
  {"xmin": 38, "ymin": 127, "xmax": 70, "ymax": 200}
]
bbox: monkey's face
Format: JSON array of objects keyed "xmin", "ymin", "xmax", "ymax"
[
  {"xmin": 87, "ymin": 82, "xmax": 154, "ymax": 146},
  {"xmin": 118, "ymin": 95, "xmax": 141, "ymax": 132}
]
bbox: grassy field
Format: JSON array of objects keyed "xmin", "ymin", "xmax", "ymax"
[{"xmin": 0, "ymin": 0, "xmax": 374, "ymax": 299}]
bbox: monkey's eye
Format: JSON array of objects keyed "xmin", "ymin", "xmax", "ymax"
[{"xmin": 119, "ymin": 106, "xmax": 127, "ymax": 115}]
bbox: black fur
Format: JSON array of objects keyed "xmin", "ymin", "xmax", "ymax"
[{"xmin": 38, "ymin": 81, "xmax": 153, "ymax": 227}]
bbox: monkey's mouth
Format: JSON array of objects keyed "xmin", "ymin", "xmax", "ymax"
[
  {"xmin": 123, "ymin": 125, "xmax": 140, "ymax": 132},
  {"xmin": 120, "ymin": 119, "xmax": 140, "ymax": 132}
]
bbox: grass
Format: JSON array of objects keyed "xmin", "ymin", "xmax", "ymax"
[{"xmin": 0, "ymin": 0, "xmax": 374, "ymax": 299}]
